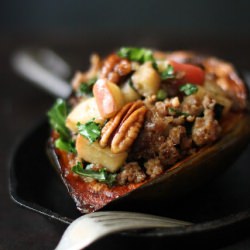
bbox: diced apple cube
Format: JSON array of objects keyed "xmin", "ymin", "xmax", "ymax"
[
  {"xmin": 76, "ymin": 135, "xmax": 127, "ymax": 172},
  {"xmin": 120, "ymin": 80, "xmax": 141, "ymax": 103},
  {"xmin": 131, "ymin": 61, "xmax": 161, "ymax": 97},
  {"xmin": 204, "ymin": 81, "xmax": 232, "ymax": 115},
  {"xmin": 66, "ymin": 98, "xmax": 105, "ymax": 133},
  {"xmin": 93, "ymin": 79, "xmax": 125, "ymax": 119}
]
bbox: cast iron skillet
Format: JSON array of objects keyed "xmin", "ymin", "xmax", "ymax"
[
  {"xmin": 9, "ymin": 49, "xmax": 250, "ymax": 244},
  {"xmin": 9, "ymin": 118, "xmax": 250, "ymax": 241}
]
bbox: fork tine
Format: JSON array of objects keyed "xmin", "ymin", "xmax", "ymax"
[{"xmin": 87, "ymin": 211, "xmax": 191, "ymax": 226}]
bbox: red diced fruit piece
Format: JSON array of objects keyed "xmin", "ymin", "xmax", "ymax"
[{"xmin": 170, "ymin": 60, "xmax": 205, "ymax": 85}]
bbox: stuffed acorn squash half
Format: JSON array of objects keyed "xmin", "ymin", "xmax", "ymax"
[{"xmin": 47, "ymin": 47, "xmax": 250, "ymax": 213}]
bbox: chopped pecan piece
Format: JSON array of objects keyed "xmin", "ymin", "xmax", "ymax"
[
  {"xmin": 100, "ymin": 54, "xmax": 132, "ymax": 83},
  {"xmin": 100, "ymin": 100, "xmax": 147, "ymax": 153}
]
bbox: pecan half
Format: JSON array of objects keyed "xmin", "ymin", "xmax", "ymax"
[{"xmin": 100, "ymin": 101, "xmax": 147, "ymax": 153}]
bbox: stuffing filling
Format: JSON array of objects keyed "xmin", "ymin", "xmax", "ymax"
[{"xmin": 48, "ymin": 47, "xmax": 246, "ymax": 187}]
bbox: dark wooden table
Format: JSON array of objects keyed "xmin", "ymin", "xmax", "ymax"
[{"xmin": 1, "ymin": 34, "xmax": 250, "ymax": 249}]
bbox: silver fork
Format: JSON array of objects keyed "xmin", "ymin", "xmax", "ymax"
[{"xmin": 55, "ymin": 211, "xmax": 192, "ymax": 250}]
